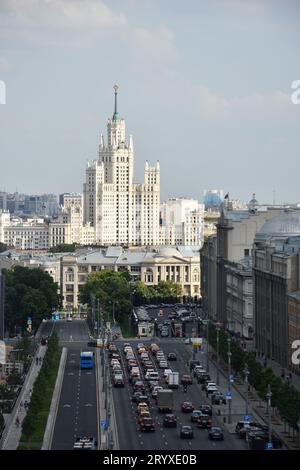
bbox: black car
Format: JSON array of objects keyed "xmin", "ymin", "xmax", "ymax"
[
  {"xmin": 211, "ymin": 392, "xmax": 226, "ymax": 405},
  {"xmin": 167, "ymin": 353, "xmax": 177, "ymax": 361},
  {"xmin": 248, "ymin": 431, "xmax": 282, "ymax": 449},
  {"xmin": 140, "ymin": 417, "xmax": 155, "ymax": 432},
  {"xmin": 132, "ymin": 391, "xmax": 143, "ymax": 403},
  {"xmin": 87, "ymin": 340, "xmax": 96, "ymax": 347},
  {"xmin": 163, "ymin": 414, "xmax": 177, "ymax": 427},
  {"xmin": 208, "ymin": 427, "xmax": 224, "ymax": 440},
  {"xmin": 197, "ymin": 373, "xmax": 211, "ymax": 384},
  {"xmin": 197, "ymin": 414, "xmax": 212, "ymax": 429},
  {"xmin": 181, "ymin": 401, "xmax": 194, "ymax": 413},
  {"xmin": 199, "ymin": 405, "xmax": 212, "ymax": 416},
  {"xmin": 188, "ymin": 360, "xmax": 201, "ymax": 371},
  {"xmin": 180, "ymin": 425, "xmax": 194, "ymax": 438}
]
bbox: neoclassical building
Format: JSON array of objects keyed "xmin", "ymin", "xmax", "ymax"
[
  {"xmin": 83, "ymin": 85, "xmax": 160, "ymax": 246},
  {"xmin": 60, "ymin": 246, "xmax": 200, "ymax": 310}
]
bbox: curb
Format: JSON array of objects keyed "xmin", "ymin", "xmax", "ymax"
[{"xmin": 41, "ymin": 347, "xmax": 67, "ymax": 450}]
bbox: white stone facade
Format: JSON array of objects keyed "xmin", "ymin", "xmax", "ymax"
[{"xmin": 83, "ymin": 86, "xmax": 160, "ymax": 246}]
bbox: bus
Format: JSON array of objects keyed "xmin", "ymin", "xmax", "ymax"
[{"xmin": 80, "ymin": 351, "xmax": 94, "ymax": 369}]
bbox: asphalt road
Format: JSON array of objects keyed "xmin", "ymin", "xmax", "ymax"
[
  {"xmin": 50, "ymin": 320, "xmax": 99, "ymax": 450},
  {"xmin": 112, "ymin": 337, "xmax": 247, "ymax": 450}
]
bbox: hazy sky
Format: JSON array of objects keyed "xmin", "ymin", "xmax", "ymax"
[{"xmin": 0, "ymin": 0, "xmax": 300, "ymax": 204}]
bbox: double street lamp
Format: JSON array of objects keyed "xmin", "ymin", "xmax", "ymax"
[
  {"xmin": 227, "ymin": 338, "xmax": 232, "ymax": 424},
  {"xmin": 244, "ymin": 363, "xmax": 250, "ymax": 416},
  {"xmin": 266, "ymin": 384, "xmax": 273, "ymax": 449}
]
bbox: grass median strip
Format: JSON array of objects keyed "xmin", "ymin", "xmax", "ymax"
[{"xmin": 18, "ymin": 331, "xmax": 62, "ymax": 450}]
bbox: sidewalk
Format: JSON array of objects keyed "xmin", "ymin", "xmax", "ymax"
[
  {"xmin": 257, "ymin": 356, "xmax": 300, "ymax": 392},
  {"xmin": 1, "ymin": 345, "xmax": 47, "ymax": 450},
  {"xmin": 206, "ymin": 350, "xmax": 300, "ymax": 449}
]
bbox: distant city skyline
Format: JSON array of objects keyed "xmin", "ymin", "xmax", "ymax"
[{"xmin": 0, "ymin": 1, "xmax": 300, "ymax": 204}]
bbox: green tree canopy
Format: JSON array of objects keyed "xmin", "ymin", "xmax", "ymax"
[
  {"xmin": 3, "ymin": 266, "xmax": 59, "ymax": 333},
  {"xmin": 48, "ymin": 243, "xmax": 76, "ymax": 253}
]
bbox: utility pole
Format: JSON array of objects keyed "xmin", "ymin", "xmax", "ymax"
[
  {"xmin": 244, "ymin": 363, "xmax": 250, "ymax": 415},
  {"xmin": 266, "ymin": 384, "xmax": 273, "ymax": 450},
  {"xmin": 97, "ymin": 298, "xmax": 100, "ymax": 339},
  {"xmin": 216, "ymin": 324, "xmax": 220, "ymax": 386},
  {"xmin": 227, "ymin": 337, "xmax": 232, "ymax": 424}
]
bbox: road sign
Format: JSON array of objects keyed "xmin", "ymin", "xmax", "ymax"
[
  {"xmin": 230, "ymin": 373, "xmax": 234, "ymax": 383},
  {"xmin": 100, "ymin": 420, "xmax": 107, "ymax": 429},
  {"xmin": 192, "ymin": 337, "xmax": 202, "ymax": 346},
  {"xmin": 266, "ymin": 442, "xmax": 273, "ymax": 450},
  {"xmin": 244, "ymin": 415, "xmax": 251, "ymax": 422},
  {"xmin": 225, "ymin": 391, "xmax": 232, "ymax": 399}
]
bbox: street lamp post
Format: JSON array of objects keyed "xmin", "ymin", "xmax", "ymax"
[
  {"xmin": 266, "ymin": 384, "xmax": 272, "ymax": 449},
  {"xmin": 227, "ymin": 337, "xmax": 232, "ymax": 424},
  {"xmin": 244, "ymin": 363, "xmax": 250, "ymax": 416},
  {"xmin": 206, "ymin": 320, "xmax": 210, "ymax": 373},
  {"xmin": 216, "ymin": 324, "xmax": 220, "ymax": 386}
]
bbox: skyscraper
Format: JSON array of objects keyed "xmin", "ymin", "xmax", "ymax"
[{"xmin": 83, "ymin": 85, "xmax": 160, "ymax": 246}]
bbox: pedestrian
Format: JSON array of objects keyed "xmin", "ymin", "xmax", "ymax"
[
  {"xmin": 39, "ymin": 357, "xmax": 42, "ymax": 365},
  {"xmin": 29, "ymin": 389, "xmax": 32, "ymax": 398},
  {"xmin": 36, "ymin": 357, "xmax": 38, "ymax": 365},
  {"xmin": 281, "ymin": 369, "xmax": 285, "ymax": 379},
  {"xmin": 289, "ymin": 372, "xmax": 292, "ymax": 382},
  {"xmin": 15, "ymin": 416, "xmax": 20, "ymax": 427}
]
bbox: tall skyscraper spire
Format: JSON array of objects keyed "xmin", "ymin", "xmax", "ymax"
[{"xmin": 112, "ymin": 84, "xmax": 119, "ymax": 120}]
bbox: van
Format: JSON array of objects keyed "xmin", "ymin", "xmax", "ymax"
[{"xmin": 146, "ymin": 371, "xmax": 159, "ymax": 381}]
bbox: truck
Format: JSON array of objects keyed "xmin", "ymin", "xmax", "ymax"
[
  {"xmin": 157, "ymin": 389, "xmax": 173, "ymax": 412},
  {"xmin": 167, "ymin": 372, "xmax": 179, "ymax": 389}
]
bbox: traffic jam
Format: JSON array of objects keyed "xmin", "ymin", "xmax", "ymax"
[{"xmin": 108, "ymin": 341, "xmax": 227, "ymax": 442}]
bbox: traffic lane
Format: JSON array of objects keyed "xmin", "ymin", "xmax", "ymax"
[
  {"xmin": 112, "ymin": 343, "xmax": 186, "ymax": 450},
  {"xmin": 53, "ymin": 320, "xmax": 90, "ymax": 343},
  {"xmin": 51, "ymin": 347, "xmax": 80, "ymax": 449},
  {"xmin": 51, "ymin": 345, "xmax": 98, "ymax": 449},
  {"xmin": 159, "ymin": 340, "xmax": 246, "ymax": 450},
  {"xmin": 125, "ymin": 341, "xmax": 200, "ymax": 451}
]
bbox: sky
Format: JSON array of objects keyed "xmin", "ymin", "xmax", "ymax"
[{"xmin": 0, "ymin": 0, "xmax": 300, "ymax": 205}]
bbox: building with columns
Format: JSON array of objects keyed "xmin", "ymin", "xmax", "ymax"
[
  {"xmin": 83, "ymin": 85, "xmax": 160, "ymax": 246},
  {"xmin": 60, "ymin": 245, "xmax": 200, "ymax": 310}
]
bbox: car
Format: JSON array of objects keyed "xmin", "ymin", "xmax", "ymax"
[
  {"xmin": 152, "ymin": 386, "xmax": 164, "ymax": 397},
  {"xmin": 133, "ymin": 381, "xmax": 145, "ymax": 391},
  {"xmin": 136, "ymin": 395, "xmax": 150, "ymax": 405},
  {"xmin": 163, "ymin": 414, "xmax": 177, "ymax": 428},
  {"xmin": 235, "ymin": 421, "xmax": 265, "ymax": 433},
  {"xmin": 181, "ymin": 402, "xmax": 194, "ymax": 413},
  {"xmin": 197, "ymin": 414, "xmax": 212, "ymax": 428},
  {"xmin": 193, "ymin": 365, "xmax": 206, "ymax": 376},
  {"xmin": 160, "ymin": 330, "xmax": 169, "ymax": 337},
  {"xmin": 205, "ymin": 382, "xmax": 218, "ymax": 394},
  {"xmin": 211, "ymin": 392, "xmax": 226, "ymax": 405},
  {"xmin": 181, "ymin": 375, "xmax": 193, "ymax": 385},
  {"xmin": 137, "ymin": 402, "xmax": 149, "ymax": 414},
  {"xmin": 140, "ymin": 417, "xmax": 155, "ymax": 432},
  {"xmin": 199, "ymin": 405, "xmax": 212, "ymax": 416},
  {"xmin": 73, "ymin": 436, "xmax": 97, "ymax": 450},
  {"xmin": 167, "ymin": 352, "xmax": 177, "ymax": 361},
  {"xmin": 238, "ymin": 426, "xmax": 262, "ymax": 439},
  {"xmin": 191, "ymin": 410, "xmax": 202, "ymax": 423},
  {"xmin": 189, "ymin": 360, "xmax": 201, "ymax": 371},
  {"xmin": 67, "ymin": 317, "xmax": 73, "ymax": 322},
  {"xmin": 180, "ymin": 425, "xmax": 194, "ymax": 438},
  {"xmin": 208, "ymin": 426, "xmax": 224, "ymax": 440},
  {"xmin": 112, "ymin": 375, "xmax": 124, "ymax": 387},
  {"xmin": 132, "ymin": 391, "xmax": 143, "ymax": 402},
  {"xmin": 159, "ymin": 360, "xmax": 168, "ymax": 369},
  {"xmin": 196, "ymin": 373, "xmax": 211, "ymax": 384},
  {"xmin": 163, "ymin": 320, "xmax": 171, "ymax": 325},
  {"xmin": 248, "ymin": 430, "xmax": 282, "ymax": 449}
]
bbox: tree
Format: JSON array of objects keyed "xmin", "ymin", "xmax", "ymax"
[
  {"xmin": 3, "ymin": 266, "xmax": 59, "ymax": 334},
  {"xmin": 79, "ymin": 269, "xmax": 132, "ymax": 325},
  {"xmin": 0, "ymin": 242, "xmax": 7, "ymax": 253},
  {"xmin": 49, "ymin": 243, "xmax": 76, "ymax": 253}
]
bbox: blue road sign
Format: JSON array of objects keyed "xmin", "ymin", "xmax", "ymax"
[
  {"xmin": 230, "ymin": 373, "xmax": 234, "ymax": 382},
  {"xmin": 226, "ymin": 391, "xmax": 232, "ymax": 398},
  {"xmin": 100, "ymin": 420, "xmax": 107, "ymax": 429},
  {"xmin": 266, "ymin": 442, "xmax": 273, "ymax": 450},
  {"xmin": 244, "ymin": 415, "xmax": 251, "ymax": 422}
]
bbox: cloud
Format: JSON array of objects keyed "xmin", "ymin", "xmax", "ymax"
[
  {"xmin": 0, "ymin": 56, "xmax": 10, "ymax": 70},
  {"xmin": 131, "ymin": 25, "xmax": 179, "ymax": 66},
  {"xmin": 0, "ymin": 0, "xmax": 127, "ymax": 46}
]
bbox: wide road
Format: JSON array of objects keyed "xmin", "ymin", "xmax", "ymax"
[
  {"xmin": 112, "ymin": 337, "xmax": 246, "ymax": 450},
  {"xmin": 50, "ymin": 320, "xmax": 100, "ymax": 450}
]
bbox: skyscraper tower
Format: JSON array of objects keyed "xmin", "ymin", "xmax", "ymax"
[{"xmin": 83, "ymin": 85, "xmax": 160, "ymax": 246}]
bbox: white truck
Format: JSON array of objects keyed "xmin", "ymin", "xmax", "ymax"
[
  {"xmin": 157, "ymin": 389, "xmax": 174, "ymax": 412},
  {"xmin": 167, "ymin": 372, "xmax": 179, "ymax": 389}
]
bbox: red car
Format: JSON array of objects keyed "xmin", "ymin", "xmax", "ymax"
[
  {"xmin": 197, "ymin": 414, "xmax": 212, "ymax": 428},
  {"xmin": 181, "ymin": 401, "xmax": 194, "ymax": 413}
]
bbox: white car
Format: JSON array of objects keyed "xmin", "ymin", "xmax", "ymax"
[
  {"xmin": 206, "ymin": 382, "xmax": 218, "ymax": 394},
  {"xmin": 159, "ymin": 360, "xmax": 168, "ymax": 369},
  {"xmin": 184, "ymin": 338, "xmax": 191, "ymax": 344},
  {"xmin": 152, "ymin": 386, "xmax": 164, "ymax": 397},
  {"xmin": 163, "ymin": 368, "xmax": 173, "ymax": 378}
]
